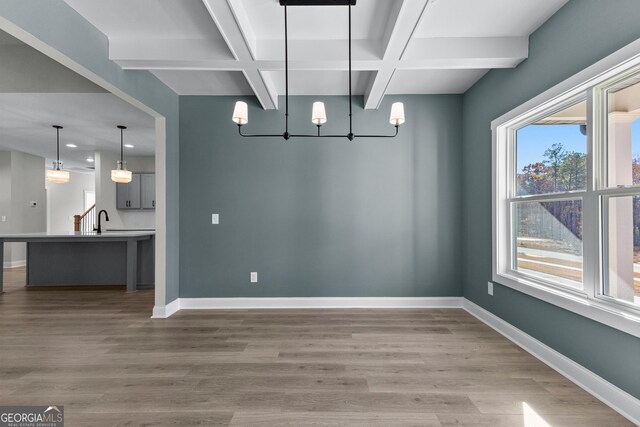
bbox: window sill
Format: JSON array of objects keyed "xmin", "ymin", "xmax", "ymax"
[{"xmin": 493, "ymin": 271, "xmax": 640, "ymax": 338}]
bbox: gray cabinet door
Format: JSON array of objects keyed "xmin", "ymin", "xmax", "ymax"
[
  {"xmin": 141, "ymin": 174, "xmax": 155, "ymax": 209},
  {"xmin": 116, "ymin": 174, "xmax": 141, "ymax": 209},
  {"xmin": 128, "ymin": 173, "xmax": 141, "ymax": 209},
  {"xmin": 116, "ymin": 181, "xmax": 129, "ymax": 209}
]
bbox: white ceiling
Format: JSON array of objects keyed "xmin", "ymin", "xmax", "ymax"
[
  {"xmin": 63, "ymin": 0, "xmax": 569, "ymax": 109},
  {"xmin": 0, "ymin": 93, "xmax": 155, "ymax": 171}
]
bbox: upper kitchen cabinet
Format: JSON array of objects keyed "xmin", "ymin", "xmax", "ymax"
[{"xmin": 117, "ymin": 173, "xmax": 155, "ymax": 210}]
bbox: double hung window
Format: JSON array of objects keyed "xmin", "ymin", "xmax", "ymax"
[{"xmin": 493, "ymin": 45, "xmax": 640, "ymax": 336}]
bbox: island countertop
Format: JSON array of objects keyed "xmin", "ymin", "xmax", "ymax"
[{"xmin": 0, "ymin": 231, "xmax": 155, "ymax": 241}]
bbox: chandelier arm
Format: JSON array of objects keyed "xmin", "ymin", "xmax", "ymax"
[
  {"xmin": 290, "ymin": 134, "xmax": 349, "ymax": 138},
  {"xmin": 351, "ymin": 126, "xmax": 400, "ymax": 138},
  {"xmin": 237, "ymin": 125, "xmax": 284, "ymax": 138}
]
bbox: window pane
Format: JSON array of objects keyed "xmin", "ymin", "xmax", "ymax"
[
  {"xmin": 604, "ymin": 195, "xmax": 640, "ymax": 307},
  {"xmin": 513, "ymin": 200, "xmax": 583, "ymax": 288},
  {"xmin": 515, "ymin": 101, "xmax": 587, "ymax": 196},
  {"xmin": 606, "ymin": 77, "xmax": 640, "ymax": 188}
]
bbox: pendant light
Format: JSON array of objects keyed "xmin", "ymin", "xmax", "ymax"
[
  {"xmin": 111, "ymin": 125, "xmax": 132, "ymax": 183},
  {"xmin": 231, "ymin": 0, "xmax": 405, "ymax": 141},
  {"xmin": 46, "ymin": 125, "xmax": 70, "ymax": 184}
]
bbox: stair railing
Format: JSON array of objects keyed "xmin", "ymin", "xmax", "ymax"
[{"xmin": 73, "ymin": 204, "xmax": 96, "ymax": 233}]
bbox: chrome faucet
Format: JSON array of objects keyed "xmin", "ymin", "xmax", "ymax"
[{"xmin": 94, "ymin": 210, "xmax": 110, "ymax": 234}]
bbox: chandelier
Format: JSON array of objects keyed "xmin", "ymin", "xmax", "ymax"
[{"xmin": 231, "ymin": 0, "xmax": 405, "ymax": 141}]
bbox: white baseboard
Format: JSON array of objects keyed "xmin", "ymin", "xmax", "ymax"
[
  {"xmin": 151, "ymin": 297, "xmax": 462, "ymax": 317},
  {"xmin": 3, "ymin": 260, "xmax": 26, "ymax": 268},
  {"xmin": 151, "ymin": 298, "xmax": 180, "ymax": 319},
  {"xmin": 462, "ymin": 298, "xmax": 640, "ymax": 425},
  {"xmin": 178, "ymin": 296, "xmax": 463, "ymax": 310}
]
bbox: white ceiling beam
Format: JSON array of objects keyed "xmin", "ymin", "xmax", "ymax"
[
  {"xmin": 114, "ymin": 36, "xmax": 526, "ymax": 71},
  {"xmin": 201, "ymin": 0, "xmax": 277, "ymax": 109},
  {"xmin": 115, "ymin": 59, "xmax": 381, "ymax": 71},
  {"xmin": 363, "ymin": 0, "xmax": 430, "ymax": 110},
  {"xmin": 112, "ymin": 44, "xmax": 527, "ymax": 72}
]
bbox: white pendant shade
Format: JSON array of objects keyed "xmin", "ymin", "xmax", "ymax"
[
  {"xmin": 389, "ymin": 102, "xmax": 405, "ymax": 126},
  {"xmin": 46, "ymin": 165, "xmax": 70, "ymax": 184},
  {"xmin": 112, "ymin": 160, "xmax": 132, "ymax": 183},
  {"xmin": 311, "ymin": 101, "xmax": 327, "ymax": 125},
  {"xmin": 232, "ymin": 101, "xmax": 248, "ymax": 125},
  {"xmin": 112, "ymin": 168, "xmax": 132, "ymax": 184}
]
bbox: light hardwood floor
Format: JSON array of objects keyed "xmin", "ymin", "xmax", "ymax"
[{"xmin": 0, "ymin": 267, "xmax": 632, "ymax": 426}]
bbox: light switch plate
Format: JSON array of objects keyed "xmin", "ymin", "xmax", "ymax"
[
  {"xmin": 250, "ymin": 272, "xmax": 258, "ymax": 283},
  {"xmin": 211, "ymin": 213, "xmax": 219, "ymax": 224},
  {"xmin": 488, "ymin": 281, "xmax": 494, "ymax": 296},
  {"xmin": 1, "ymin": 216, "xmax": 5, "ymax": 222}
]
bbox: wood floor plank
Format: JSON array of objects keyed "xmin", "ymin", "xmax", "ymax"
[{"xmin": 229, "ymin": 411, "xmax": 442, "ymax": 426}]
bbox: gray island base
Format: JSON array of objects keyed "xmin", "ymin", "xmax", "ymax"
[{"xmin": 0, "ymin": 232, "xmax": 154, "ymax": 293}]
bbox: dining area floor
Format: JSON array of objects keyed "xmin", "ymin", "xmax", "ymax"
[{"xmin": 0, "ymin": 267, "xmax": 632, "ymax": 426}]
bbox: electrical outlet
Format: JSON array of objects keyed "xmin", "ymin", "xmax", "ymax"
[
  {"xmin": 211, "ymin": 213, "xmax": 219, "ymax": 225},
  {"xmin": 1, "ymin": 216, "xmax": 5, "ymax": 222},
  {"xmin": 488, "ymin": 281, "xmax": 494, "ymax": 296},
  {"xmin": 250, "ymin": 272, "xmax": 258, "ymax": 283}
]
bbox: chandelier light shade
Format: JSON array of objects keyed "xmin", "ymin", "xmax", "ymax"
[
  {"xmin": 232, "ymin": 0, "xmax": 404, "ymax": 141},
  {"xmin": 232, "ymin": 101, "xmax": 248, "ymax": 125},
  {"xmin": 111, "ymin": 125, "xmax": 132, "ymax": 184},
  {"xmin": 46, "ymin": 125, "xmax": 70, "ymax": 184},
  {"xmin": 389, "ymin": 102, "xmax": 405, "ymax": 126},
  {"xmin": 311, "ymin": 102, "xmax": 327, "ymax": 126}
]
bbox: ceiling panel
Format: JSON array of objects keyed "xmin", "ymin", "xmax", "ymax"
[
  {"xmin": 241, "ymin": 0, "xmax": 393, "ymax": 40},
  {"xmin": 264, "ymin": 70, "xmax": 373, "ymax": 95},
  {"xmin": 387, "ymin": 69, "xmax": 489, "ymax": 94},
  {"xmin": 151, "ymin": 71, "xmax": 254, "ymax": 96},
  {"xmin": 0, "ymin": 93, "xmax": 155, "ymax": 170},
  {"xmin": 64, "ymin": 0, "xmax": 226, "ymax": 40},
  {"xmin": 414, "ymin": 0, "xmax": 569, "ymax": 38}
]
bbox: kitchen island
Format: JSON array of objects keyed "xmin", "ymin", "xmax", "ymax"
[{"xmin": 0, "ymin": 231, "xmax": 154, "ymax": 293}]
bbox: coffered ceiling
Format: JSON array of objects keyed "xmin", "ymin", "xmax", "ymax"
[{"xmin": 63, "ymin": 0, "xmax": 569, "ymax": 109}]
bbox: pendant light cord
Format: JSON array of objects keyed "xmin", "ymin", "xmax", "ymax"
[
  {"xmin": 284, "ymin": 1, "xmax": 289, "ymax": 138},
  {"xmin": 348, "ymin": 2, "xmax": 352, "ymax": 138},
  {"xmin": 56, "ymin": 127, "xmax": 60, "ymax": 165},
  {"xmin": 120, "ymin": 127, "xmax": 124, "ymax": 163}
]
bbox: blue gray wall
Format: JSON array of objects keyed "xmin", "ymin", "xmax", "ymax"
[
  {"xmin": 462, "ymin": 0, "xmax": 640, "ymax": 398},
  {"xmin": 0, "ymin": 0, "xmax": 180, "ymax": 302},
  {"xmin": 180, "ymin": 95, "xmax": 462, "ymax": 297}
]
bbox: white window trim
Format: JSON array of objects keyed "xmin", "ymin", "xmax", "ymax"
[{"xmin": 492, "ymin": 38, "xmax": 640, "ymax": 338}]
